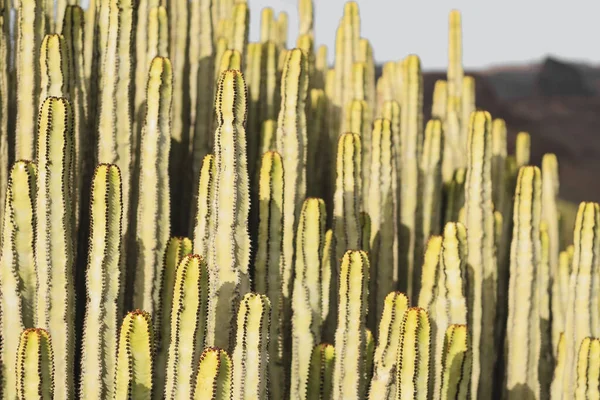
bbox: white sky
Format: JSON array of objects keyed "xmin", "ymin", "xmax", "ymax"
[{"xmin": 249, "ymin": 0, "xmax": 600, "ymax": 69}]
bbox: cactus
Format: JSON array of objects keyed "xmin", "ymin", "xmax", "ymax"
[
  {"xmin": 206, "ymin": 69, "xmax": 251, "ymax": 349},
  {"xmin": 114, "ymin": 310, "xmax": 154, "ymax": 399},
  {"xmin": 396, "ymin": 307, "xmax": 431, "ymax": 400},
  {"xmin": 575, "ymin": 337, "xmax": 600, "ymax": 399},
  {"xmin": 192, "ymin": 347, "xmax": 232, "ymax": 400},
  {"xmin": 232, "ymin": 293, "xmax": 271, "ymax": 399},
  {"xmin": 133, "ymin": 56, "xmax": 172, "ymax": 317},
  {"xmin": 80, "ymin": 164, "xmax": 123, "ymax": 399},
  {"xmin": 431, "ymin": 80, "xmax": 447, "ymax": 119},
  {"xmin": 164, "ymin": 255, "xmax": 210, "ymax": 399},
  {"xmin": 34, "ymin": 97, "xmax": 75, "ymax": 399},
  {"xmin": 562, "ymin": 202, "xmax": 600, "ymax": 397},
  {"xmin": 515, "ymin": 131, "xmax": 531, "ymax": 167},
  {"xmin": 553, "ymin": 246, "xmax": 573, "ymax": 354},
  {"xmin": 16, "ymin": 328, "xmax": 54, "ymax": 400},
  {"xmin": 308, "ymin": 343, "xmax": 335, "ymax": 399},
  {"xmin": 369, "ymin": 292, "xmax": 410, "ymax": 399},
  {"xmin": 333, "ymin": 250, "xmax": 369, "ymax": 400},
  {"xmin": 464, "ymin": 110, "xmax": 497, "ymax": 398},
  {"xmin": 438, "ymin": 324, "xmax": 471, "ymax": 400},
  {"xmin": 291, "ymin": 197, "xmax": 327, "ymax": 399},
  {"xmin": 192, "ymin": 155, "xmax": 215, "ymax": 257},
  {"xmin": 551, "ymin": 332, "xmax": 567, "ymax": 399},
  {"xmin": 505, "ymin": 166, "xmax": 542, "ymax": 399}
]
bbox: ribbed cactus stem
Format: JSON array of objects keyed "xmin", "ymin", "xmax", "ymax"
[
  {"xmin": 575, "ymin": 337, "xmax": 600, "ymax": 399},
  {"xmin": 551, "ymin": 333, "xmax": 567, "ymax": 399},
  {"xmin": 16, "ymin": 328, "xmax": 54, "ymax": 400},
  {"xmin": 491, "ymin": 118, "xmax": 507, "ymax": 215},
  {"xmin": 505, "ymin": 166, "xmax": 542, "ymax": 398},
  {"xmin": 553, "ymin": 247, "xmax": 572, "ymax": 355},
  {"xmin": 321, "ymin": 229, "xmax": 333, "ymax": 325},
  {"xmin": 34, "ymin": 97, "xmax": 75, "ymax": 400},
  {"xmin": 515, "ymin": 131, "xmax": 531, "ymax": 167},
  {"xmin": 447, "ymin": 10, "xmax": 463, "ymax": 99},
  {"xmin": 230, "ymin": 2, "xmax": 248, "ymax": 56},
  {"xmin": 133, "ymin": 56, "xmax": 172, "ymax": 316},
  {"xmin": 344, "ymin": 99, "xmax": 371, "ymax": 203},
  {"xmin": 444, "ymin": 167, "xmax": 466, "ymax": 223},
  {"xmin": 306, "ymin": 89, "xmax": 326, "ymax": 196},
  {"xmin": 260, "ymin": 7, "xmax": 275, "ymax": 43},
  {"xmin": 0, "ymin": 161, "xmax": 36, "ymax": 399},
  {"xmin": 308, "ymin": 343, "xmax": 335, "ymax": 399},
  {"xmin": 464, "ymin": 110, "xmax": 496, "ymax": 398},
  {"xmin": 291, "ymin": 197, "xmax": 327, "ymax": 399},
  {"xmin": 396, "ymin": 307, "xmax": 431, "ymax": 400},
  {"xmin": 369, "ymin": 292, "xmax": 410, "ymax": 399},
  {"xmin": 439, "ymin": 324, "xmax": 471, "ymax": 400},
  {"xmin": 539, "ymin": 221, "xmax": 553, "ymax": 398},
  {"xmin": 333, "ymin": 250, "xmax": 369, "ymax": 400},
  {"xmin": 258, "ymin": 41, "xmax": 279, "ymax": 123},
  {"xmin": 431, "ymin": 80, "xmax": 448, "ymax": 119},
  {"xmin": 114, "ymin": 310, "xmax": 154, "ymax": 399},
  {"xmin": 417, "ymin": 236, "xmax": 442, "ymax": 311},
  {"xmin": 207, "ymin": 69, "xmax": 251, "ymax": 349},
  {"xmin": 460, "ymin": 77, "xmax": 475, "ymax": 144},
  {"xmin": 562, "ymin": 202, "xmax": 600, "ymax": 397},
  {"xmin": 15, "ymin": 0, "xmax": 44, "ymax": 160},
  {"xmin": 80, "ymin": 164, "xmax": 123, "ymax": 400},
  {"xmin": 40, "ymin": 33, "xmax": 70, "ymax": 107},
  {"xmin": 164, "ymin": 255, "xmax": 210, "ymax": 399},
  {"xmin": 193, "ymin": 347, "xmax": 232, "ymax": 400},
  {"xmin": 232, "ymin": 293, "xmax": 271, "ymax": 399},
  {"xmin": 192, "ymin": 154, "xmax": 215, "ymax": 258},
  {"xmin": 277, "ymin": 11, "xmax": 289, "ymax": 48},
  {"xmin": 298, "ymin": 0, "xmax": 314, "ymax": 37},
  {"xmin": 399, "ymin": 54, "xmax": 423, "ymax": 298}
]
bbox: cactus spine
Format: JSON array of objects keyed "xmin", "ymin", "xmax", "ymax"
[
  {"xmin": 232, "ymin": 293, "xmax": 271, "ymax": 400},
  {"xmin": 164, "ymin": 255, "xmax": 210, "ymax": 399},
  {"xmin": 80, "ymin": 164, "xmax": 123, "ymax": 399},
  {"xmin": 396, "ymin": 307, "xmax": 431, "ymax": 400},
  {"xmin": 133, "ymin": 56, "xmax": 172, "ymax": 315},
  {"xmin": 464, "ymin": 110, "xmax": 496, "ymax": 398},
  {"xmin": 34, "ymin": 97, "xmax": 75, "ymax": 399},
  {"xmin": 114, "ymin": 310, "xmax": 154, "ymax": 399},
  {"xmin": 291, "ymin": 197, "xmax": 327, "ymax": 399},
  {"xmin": 505, "ymin": 166, "xmax": 542, "ymax": 398},
  {"xmin": 207, "ymin": 69, "xmax": 251, "ymax": 349},
  {"xmin": 333, "ymin": 250, "xmax": 369, "ymax": 400},
  {"xmin": 16, "ymin": 328, "xmax": 54, "ymax": 400},
  {"xmin": 193, "ymin": 347, "xmax": 232, "ymax": 400},
  {"xmin": 369, "ymin": 292, "xmax": 410, "ymax": 399}
]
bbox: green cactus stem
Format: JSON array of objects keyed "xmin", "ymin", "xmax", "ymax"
[
  {"xmin": 16, "ymin": 328, "xmax": 54, "ymax": 400},
  {"xmin": 192, "ymin": 155, "xmax": 215, "ymax": 258},
  {"xmin": 438, "ymin": 324, "xmax": 471, "ymax": 400},
  {"xmin": 192, "ymin": 347, "xmax": 232, "ymax": 400},
  {"xmin": 308, "ymin": 343, "xmax": 335, "ymax": 400},
  {"xmin": 574, "ymin": 337, "xmax": 600, "ymax": 399}
]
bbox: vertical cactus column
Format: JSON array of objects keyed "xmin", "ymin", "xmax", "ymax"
[
  {"xmin": 438, "ymin": 324, "xmax": 471, "ymax": 400},
  {"xmin": 207, "ymin": 69, "xmax": 251, "ymax": 349},
  {"xmin": 114, "ymin": 310, "xmax": 154, "ymax": 399},
  {"xmin": 39, "ymin": 33, "xmax": 70, "ymax": 106},
  {"xmin": 15, "ymin": 0, "xmax": 44, "ymax": 160},
  {"xmin": 232, "ymin": 293, "xmax": 271, "ymax": 400},
  {"xmin": 369, "ymin": 292, "xmax": 410, "ymax": 399},
  {"xmin": 193, "ymin": 155, "xmax": 215, "ymax": 258},
  {"xmin": 16, "ymin": 328, "xmax": 54, "ymax": 400},
  {"xmin": 574, "ymin": 337, "xmax": 600, "ymax": 400},
  {"xmin": 0, "ymin": 161, "xmax": 36, "ymax": 399},
  {"xmin": 34, "ymin": 97, "xmax": 75, "ymax": 400},
  {"xmin": 133, "ymin": 56, "xmax": 172, "ymax": 316},
  {"xmin": 164, "ymin": 255, "xmax": 210, "ymax": 399},
  {"xmin": 399, "ymin": 54, "xmax": 423, "ymax": 298},
  {"xmin": 291, "ymin": 197, "xmax": 327, "ymax": 399},
  {"xmin": 515, "ymin": 131, "xmax": 531, "ymax": 167},
  {"xmin": 333, "ymin": 250, "xmax": 369, "ymax": 400},
  {"xmin": 80, "ymin": 164, "xmax": 123, "ymax": 400},
  {"xmin": 447, "ymin": 10, "xmax": 463, "ymax": 100},
  {"xmin": 254, "ymin": 151, "xmax": 285, "ymax": 397},
  {"xmin": 0, "ymin": 0, "xmax": 8, "ymax": 232},
  {"xmin": 551, "ymin": 333, "xmax": 567, "ymax": 398},
  {"xmin": 308, "ymin": 343, "xmax": 336, "ymax": 399},
  {"xmin": 505, "ymin": 166, "xmax": 542, "ymax": 399},
  {"xmin": 431, "ymin": 80, "xmax": 447, "ymax": 119},
  {"xmin": 395, "ymin": 307, "xmax": 431, "ymax": 400},
  {"xmin": 464, "ymin": 110, "xmax": 497, "ymax": 398},
  {"xmin": 193, "ymin": 347, "xmax": 232, "ymax": 400},
  {"xmin": 562, "ymin": 202, "xmax": 600, "ymax": 397}
]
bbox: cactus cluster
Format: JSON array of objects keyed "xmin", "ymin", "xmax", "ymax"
[{"xmin": 0, "ymin": 0, "xmax": 592, "ymax": 399}]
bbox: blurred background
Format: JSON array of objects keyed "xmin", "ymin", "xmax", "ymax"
[{"xmin": 248, "ymin": 0, "xmax": 600, "ymax": 205}]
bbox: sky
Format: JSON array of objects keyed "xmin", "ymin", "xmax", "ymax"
[{"xmin": 249, "ymin": 0, "xmax": 600, "ymax": 70}]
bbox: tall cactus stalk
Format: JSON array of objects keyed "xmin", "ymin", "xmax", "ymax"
[
  {"xmin": 505, "ymin": 166, "xmax": 542, "ymax": 399},
  {"xmin": 207, "ymin": 69, "xmax": 251, "ymax": 350},
  {"xmin": 574, "ymin": 337, "xmax": 600, "ymax": 400},
  {"xmin": 333, "ymin": 250, "xmax": 369, "ymax": 400},
  {"xmin": 80, "ymin": 164, "xmax": 123, "ymax": 400},
  {"xmin": 34, "ymin": 97, "xmax": 75, "ymax": 400},
  {"xmin": 515, "ymin": 131, "xmax": 531, "ymax": 167},
  {"xmin": 164, "ymin": 255, "xmax": 210, "ymax": 399},
  {"xmin": 308, "ymin": 343, "xmax": 336, "ymax": 399},
  {"xmin": 16, "ymin": 328, "xmax": 54, "ymax": 400},
  {"xmin": 232, "ymin": 293, "xmax": 271, "ymax": 400},
  {"xmin": 192, "ymin": 155, "xmax": 215, "ymax": 258},
  {"xmin": 562, "ymin": 202, "xmax": 600, "ymax": 398},
  {"xmin": 0, "ymin": 161, "xmax": 36, "ymax": 399},
  {"xmin": 438, "ymin": 324, "xmax": 471, "ymax": 400},
  {"xmin": 193, "ymin": 347, "xmax": 232, "ymax": 400},
  {"xmin": 114, "ymin": 310, "xmax": 154, "ymax": 399},
  {"xmin": 369, "ymin": 292, "xmax": 410, "ymax": 399},
  {"xmin": 395, "ymin": 307, "xmax": 431, "ymax": 400},
  {"xmin": 464, "ymin": 110, "xmax": 496, "ymax": 398},
  {"xmin": 133, "ymin": 56, "xmax": 172, "ymax": 315},
  {"xmin": 291, "ymin": 197, "xmax": 327, "ymax": 399},
  {"xmin": 367, "ymin": 118, "xmax": 398, "ymax": 331}
]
